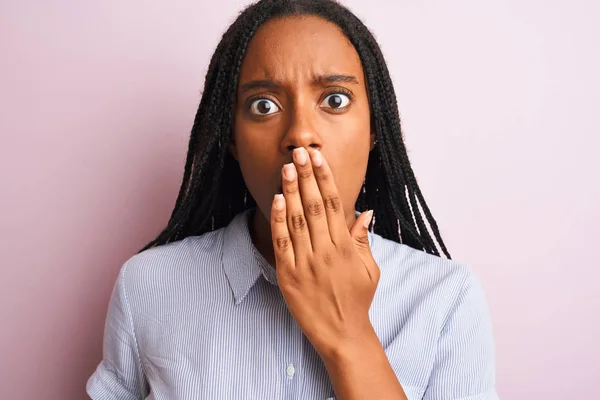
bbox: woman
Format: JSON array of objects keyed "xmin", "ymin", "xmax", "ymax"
[{"xmin": 87, "ymin": 0, "xmax": 498, "ymax": 399}]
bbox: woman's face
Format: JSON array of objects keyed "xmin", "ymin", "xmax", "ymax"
[{"xmin": 230, "ymin": 15, "xmax": 374, "ymax": 225}]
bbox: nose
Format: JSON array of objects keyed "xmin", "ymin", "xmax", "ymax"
[{"xmin": 280, "ymin": 105, "xmax": 323, "ymax": 153}]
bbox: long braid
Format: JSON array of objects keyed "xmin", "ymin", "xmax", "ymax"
[
  {"xmin": 355, "ymin": 30, "xmax": 430, "ymax": 251},
  {"xmin": 139, "ymin": 0, "xmax": 452, "ymax": 260},
  {"xmin": 345, "ymin": 7, "xmax": 450, "ymax": 257}
]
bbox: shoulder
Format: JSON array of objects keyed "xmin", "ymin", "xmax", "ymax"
[
  {"xmin": 117, "ymin": 228, "xmax": 226, "ymax": 301},
  {"xmin": 370, "ymin": 233, "xmax": 488, "ymax": 328},
  {"xmin": 368, "ymin": 234, "xmax": 497, "ymax": 395},
  {"xmin": 372, "ymin": 233, "xmax": 474, "ymax": 290}
]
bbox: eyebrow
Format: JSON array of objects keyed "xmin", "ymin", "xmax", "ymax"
[
  {"xmin": 313, "ymin": 74, "xmax": 359, "ymax": 86},
  {"xmin": 238, "ymin": 74, "xmax": 360, "ymax": 94}
]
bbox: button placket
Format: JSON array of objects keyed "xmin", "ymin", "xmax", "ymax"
[{"xmin": 286, "ymin": 363, "xmax": 296, "ymax": 379}]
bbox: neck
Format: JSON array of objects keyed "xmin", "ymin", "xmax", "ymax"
[{"xmin": 249, "ymin": 208, "xmax": 276, "ymax": 267}]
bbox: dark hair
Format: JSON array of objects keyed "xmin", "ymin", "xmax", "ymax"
[{"xmin": 140, "ymin": 0, "xmax": 451, "ymax": 259}]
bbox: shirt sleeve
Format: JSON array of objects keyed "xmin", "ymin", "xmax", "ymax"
[
  {"xmin": 87, "ymin": 262, "xmax": 148, "ymax": 399},
  {"xmin": 423, "ymin": 273, "xmax": 499, "ymax": 400}
]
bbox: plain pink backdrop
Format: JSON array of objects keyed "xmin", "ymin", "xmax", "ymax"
[{"xmin": 1, "ymin": 0, "xmax": 599, "ymax": 399}]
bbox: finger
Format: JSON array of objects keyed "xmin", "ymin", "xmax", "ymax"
[
  {"xmin": 350, "ymin": 210, "xmax": 379, "ymax": 282},
  {"xmin": 308, "ymin": 149, "xmax": 348, "ymax": 245},
  {"xmin": 292, "ymin": 147, "xmax": 331, "ymax": 250},
  {"xmin": 270, "ymin": 194, "xmax": 295, "ymax": 268},
  {"xmin": 349, "ymin": 209, "xmax": 373, "ymax": 251},
  {"xmin": 282, "ymin": 162, "xmax": 312, "ymax": 262}
]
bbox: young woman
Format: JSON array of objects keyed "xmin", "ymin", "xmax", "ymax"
[{"xmin": 87, "ymin": 0, "xmax": 498, "ymax": 399}]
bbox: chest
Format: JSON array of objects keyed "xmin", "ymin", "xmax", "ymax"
[
  {"xmin": 134, "ymin": 282, "xmax": 336, "ymax": 400},
  {"xmin": 131, "ymin": 274, "xmax": 438, "ymax": 400}
]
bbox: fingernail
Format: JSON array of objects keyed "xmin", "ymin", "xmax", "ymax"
[
  {"xmin": 364, "ymin": 210, "xmax": 374, "ymax": 229},
  {"xmin": 293, "ymin": 147, "xmax": 308, "ymax": 166},
  {"xmin": 311, "ymin": 149, "xmax": 323, "ymax": 167},
  {"xmin": 274, "ymin": 194, "xmax": 284, "ymax": 210},
  {"xmin": 283, "ymin": 163, "xmax": 296, "ymax": 181}
]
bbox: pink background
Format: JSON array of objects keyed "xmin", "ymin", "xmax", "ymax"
[{"xmin": 1, "ymin": 0, "xmax": 599, "ymax": 398}]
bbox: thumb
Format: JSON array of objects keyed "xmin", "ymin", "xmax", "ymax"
[
  {"xmin": 350, "ymin": 210, "xmax": 374, "ymax": 252},
  {"xmin": 350, "ymin": 210, "xmax": 380, "ymax": 283}
]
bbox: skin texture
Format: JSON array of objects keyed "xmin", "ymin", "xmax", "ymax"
[
  {"xmin": 229, "ymin": 15, "xmax": 374, "ymax": 266},
  {"xmin": 229, "ymin": 15, "xmax": 406, "ymax": 399}
]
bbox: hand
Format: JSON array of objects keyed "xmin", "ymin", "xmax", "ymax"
[{"xmin": 270, "ymin": 147, "xmax": 381, "ymax": 359}]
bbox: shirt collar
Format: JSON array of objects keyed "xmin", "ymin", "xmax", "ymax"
[
  {"xmin": 221, "ymin": 208, "xmax": 278, "ymax": 305},
  {"xmin": 221, "ymin": 208, "xmax": 374, "ymax": 305}
]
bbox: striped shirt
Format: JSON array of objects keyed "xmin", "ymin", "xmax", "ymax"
[{"xmin": 87, "ymin": 208, "xmax": 498, "ymax": 400}]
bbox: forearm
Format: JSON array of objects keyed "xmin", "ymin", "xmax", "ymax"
[{"xmin": 320, "ymin": 327, "xmax": 407, "ymax": 400}]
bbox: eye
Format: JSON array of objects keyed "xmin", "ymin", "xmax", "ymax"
[
  {"xmin": 320, "ymin": 93, "xmax": 351, "ymax": 109},
  {"xmin": 249, "ymin": 99, "xmax": 280, "ymax": 115}
]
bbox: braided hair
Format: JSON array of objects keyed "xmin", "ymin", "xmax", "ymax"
[{"xmin": 139, "ymin": 0, "xmax": 451, "ymax": 259}]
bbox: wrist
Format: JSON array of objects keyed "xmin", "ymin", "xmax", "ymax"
[{"xmin": 319, "ymin": 324, "xmax": 381, "ymax": 366}]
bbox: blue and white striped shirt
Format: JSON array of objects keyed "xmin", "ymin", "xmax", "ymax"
[{"xmin": 87, "ymin": 209, "xmax": 498, "ymax": 399}]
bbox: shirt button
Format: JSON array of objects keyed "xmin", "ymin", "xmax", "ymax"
[{"xmin": 286, "ymin": 363, "xmax": 296, "ymax": 378}]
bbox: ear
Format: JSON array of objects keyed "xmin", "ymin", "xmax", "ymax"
[
  {"xmin": 228, "ymin": 139, "xmax": 239, "ymax": 161},
  {"xmin": 369, "ymin": 131, "xmax": 377, "ymax": 151}
]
